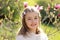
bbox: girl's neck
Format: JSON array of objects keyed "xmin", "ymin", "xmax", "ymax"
[{"xmin": 29, "ymin": 28, "xmax": 36, "ymax": 34}]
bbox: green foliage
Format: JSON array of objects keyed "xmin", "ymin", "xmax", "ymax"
[
  {"xmin": 41, "ymin": 24, "xmax": 60, "ymax": 40},
  {"xmin": 0, "ymin": 20, "xmax": 21, "ymax": 40},
  {"xmin": 37, "ymin": 0, "xmax": 48, "ymax": 8},
  {"xmin": 0, "ymin": 0, "xmax": 23, "ymax": 40},
  {"xmin": 0, "ymin": 0, "xmax": 23, "ymax": 22},
  {"xmin": 0, "ymin": 0, "xmax": 60, "ymax": 40}
]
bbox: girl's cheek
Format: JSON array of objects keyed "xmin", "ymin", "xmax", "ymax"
[
  {"xmin": 26, "ymin": 20, "xmax": 32, "ymax": 24},
  {"xmin": 34, "ymin": 19, "xmax": 39, "ymax": 23},
  {"xmin": 27, "ymin": 19, "xmax": 32, "ymax": 22}
]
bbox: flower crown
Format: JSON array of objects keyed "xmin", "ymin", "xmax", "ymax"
[{"xmin": 23, "ymin": 2, "xmax": 43, "ymax": 11}]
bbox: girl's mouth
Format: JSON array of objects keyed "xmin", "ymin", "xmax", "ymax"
[{"xmin": 31, "ymin": 24, "xmax": 37, "ymax": 26}]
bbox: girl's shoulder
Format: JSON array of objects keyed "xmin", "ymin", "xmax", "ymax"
[
  {"xmin": 16, "ymin": 35, "xmax": 24, "ymax": 40},
  {"xmin": 39, "ymin": 28, "xmax": 48, "ymax": 40}
]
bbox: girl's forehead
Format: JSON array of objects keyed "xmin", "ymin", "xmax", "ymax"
[{"xmin": 25, "ymin": 12, "xmax": 39, "ymax": 18}]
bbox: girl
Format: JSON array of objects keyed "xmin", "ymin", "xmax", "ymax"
[{"xmin": 16, "ymin": 6, "xmax": 48, "ymax": 40}]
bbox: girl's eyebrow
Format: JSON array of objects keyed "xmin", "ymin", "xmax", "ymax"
[
  {"xmin": 27, "ymin": 17, "xmax": 31, "ymax": 18},
  {"xmin": 35, "ymin": 16, "xmax": 38, "ymax": 17}
]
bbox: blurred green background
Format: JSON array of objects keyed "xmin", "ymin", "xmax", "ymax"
[{"xmin": 0, "ymin": 0, "xmax": 60, "ymax": 40}]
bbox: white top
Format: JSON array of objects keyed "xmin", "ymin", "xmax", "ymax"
[{"xmin": 16, "ymin": 28, "xmax": 48, "ymax": 40}]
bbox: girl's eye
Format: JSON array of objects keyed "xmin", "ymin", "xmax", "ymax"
[
  {"xmin": 28, "ymin": 19, "xmax": 31, "ymax": 20},
  {"xmin": 34, "ymin": 17, "xmax": 37, "ymax": 19}
]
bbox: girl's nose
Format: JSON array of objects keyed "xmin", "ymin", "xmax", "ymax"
[{"xmin": 32, "ymin": 19, "xmax": 36, "ymax": 23}]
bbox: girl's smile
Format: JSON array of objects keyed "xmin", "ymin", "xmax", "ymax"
[{"xmin": 31, "ymin": 23, "xmax": 37, "ymax": 27}]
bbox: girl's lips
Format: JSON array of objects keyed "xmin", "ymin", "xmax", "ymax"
[{"xmin": 31, "ymin": 24, "xmax": 36, "ymax": 26}]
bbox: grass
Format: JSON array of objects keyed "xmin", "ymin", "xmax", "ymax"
[{"xmin": 41, "ymin": 24, "xmax": 60, "ymax": 40}]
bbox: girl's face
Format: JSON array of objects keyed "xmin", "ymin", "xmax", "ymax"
[{"xmin": 25, "ymin": 12, "xmax": 40, "ymax": 30}]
